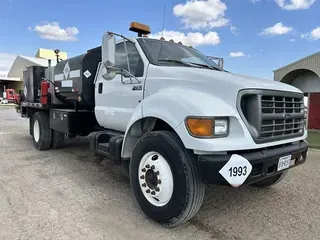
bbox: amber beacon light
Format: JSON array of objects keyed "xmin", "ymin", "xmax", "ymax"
[{"xmin": 129, "ymin": 22, "xmax": 151, "ymax": 37}]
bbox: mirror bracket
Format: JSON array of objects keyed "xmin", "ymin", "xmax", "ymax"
[
  {"xmin": 102, "ymin": 64, "xmax": 141, "ymax": 84},
  {"xmin": 120, "ymin": 69, "xmax": 141, "ymax": 84},
  {"xmin": 101, "ymin": 63, "xmax": 117, "ymax": 81},
  {"xmin": 107, "ymin": 31, "xmax": 135, "ymax": 44}
]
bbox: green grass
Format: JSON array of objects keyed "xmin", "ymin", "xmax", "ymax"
[{"xmin": 307, "ymin": 131, "xmax": 320, "ymax": 149}]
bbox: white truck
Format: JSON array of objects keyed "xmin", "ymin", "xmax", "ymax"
[{"xmin": 18, "ymin": 22, "xmax": 308, "ymax": 227}]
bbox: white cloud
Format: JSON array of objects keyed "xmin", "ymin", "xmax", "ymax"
[
  {"xmin": 149, "ymin": 30, "xmax": 220, "ymax": 46},
  {"xmin": 0, "ymin": 53, "xmax": 16, "ymax": 77},
  {"xmin": 289, "ymin": 38, "xmax": 296, "ymax": 42},
  {"xmin": 250, "ymin": 0, "xmax": 261, "ymax": 3},
  {"xmin": 229, "ymin": 52, "xmax": 246, "ymax": 57},
  {"xmin": 301, "ymin": 26, "xmax": 320, "ymax": 40},
  {"xmin": 310, "ymin": 27, "xmax": 320, "ymax": 40},
  {"xmin": 230, "ymin": 25, "xmax": 239, "ymax": 35},
  {"xmin": 29, "ymin": 22, "xmax": 79, "ymax": 41},
  {"xmin": 275, "ymin": 0, "xmax": 317, "ymax": 10},
  {"xmin": 260, "ymin": 22, "xmax": 293, "ymax": 36},
  {"xmin": 173, "ymin": 0, "xmax": 229, "ymax": 30}
]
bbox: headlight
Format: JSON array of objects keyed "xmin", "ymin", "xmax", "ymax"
[
  {"xmin": 214, "ymin": 118, "xmax": 229, "ymax": 136},
  {"xmin": 185, "ymin": 117, "xmax": 229, "ymax": 138}
]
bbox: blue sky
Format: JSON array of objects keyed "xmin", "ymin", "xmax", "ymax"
[{"xmin": 0, "ymin": 0, "xmax": 319, "ymax": 79}]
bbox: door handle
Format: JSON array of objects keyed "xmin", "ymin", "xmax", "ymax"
[{"xmin": 98, "ymin": 82, "xmax": 103, "ymax": 94}]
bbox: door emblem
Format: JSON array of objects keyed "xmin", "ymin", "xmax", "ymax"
[{"xmin": 132, "ymin": 85, "xmax": 142, "ymax": 91}]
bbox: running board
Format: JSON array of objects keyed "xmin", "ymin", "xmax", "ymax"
[{"xmin": 89, "ymin": 130, "xmax": 124, "ymax": 163}]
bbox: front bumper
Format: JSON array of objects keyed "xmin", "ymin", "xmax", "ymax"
[{"xmin": 198, "ymin": 141, "xmax": 308, "ymax": 185}]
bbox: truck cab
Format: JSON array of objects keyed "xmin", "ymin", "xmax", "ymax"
[
  {"xmin": 19, "ymin": 22, "xmax": 308, "ymax": 227},
  {"xmin": 3, "ymin": 88, "xmax": 19, "ymax": 104}
]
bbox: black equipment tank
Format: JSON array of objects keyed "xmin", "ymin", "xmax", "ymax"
[
  {"xmin": 23, "ymin": 66, "xmax": 46, "ymax": 103},
  {"xmin": 53, "ymin": 47, "xmax": 101, "ymax": 110}
]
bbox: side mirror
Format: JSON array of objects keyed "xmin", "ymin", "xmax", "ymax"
[
  {"xmin": 102, "ymin": 33, "xmax": 116, "ymax": 67},
  {"xmin": 102, "ymin": 33, "xmax": 116, "ymax": 80}
]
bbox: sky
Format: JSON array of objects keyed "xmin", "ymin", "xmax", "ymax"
[{"xmin": 0, "ymin": 0, "xmax": 319, "ymax": 80}]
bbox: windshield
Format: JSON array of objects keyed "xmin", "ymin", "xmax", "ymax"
[{"xmin": 137, "ymin": 38, "xmax": 222, "ymax": 71}]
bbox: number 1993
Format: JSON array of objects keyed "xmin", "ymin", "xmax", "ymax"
[{"xmin": 229, "ymin": 166, "xmax": 247, "ymax": 177}]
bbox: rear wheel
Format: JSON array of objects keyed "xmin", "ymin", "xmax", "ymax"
[
  {"xmin": 32, "ymin": 112, "xmax": 51, "ymax": 150},
  {"xmin": 253, "ymin": 171, "xmax": 287, "ymax": 187},
  {"xmin": 130, "ymin": 131, "xmax": 205, "ymax": 227}
]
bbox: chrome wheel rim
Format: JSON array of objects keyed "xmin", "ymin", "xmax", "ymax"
[
  {"xmin": 138, "ymin": 151, "xmax": 174, "ymax": 207},
  {"xmin": 33, "ymin": 120, "xmax": 40, "ymax": 142}
]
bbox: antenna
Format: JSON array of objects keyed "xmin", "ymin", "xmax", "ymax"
[
  {"xmin": 161, "ymin": 4, "xmax": 166, "ymax": 39},
  {"xmin": 158, "ymin": 4, "xmax": 166, "ymax": 60}
]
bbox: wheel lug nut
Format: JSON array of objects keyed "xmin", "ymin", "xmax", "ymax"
[
  {"xmin": 151, "ymin": 155, "xmax": 158, "ymax": 161},
  {"xmin": 142, "ymin": 168, "xmax": 146, "ymax": 172},
  {"xmin": 146, "ymin": 189, "xmax": 150, "ymax": 193},
  {"xmin": 155, "ymin": 187, "xmax": 160, "ymax": 192},
  {"xmin": 151, "ymin": 191, "xmax": 156, "ymax": 195},
  {"xmin": 145, "ymin": 164, "xmax": 150, "ymax": 169},
  {"xmin": 151, "ymin": 165, "xmax": 155, "ymax": 170},
  {"xmin": 142, "ymin": 183, "xmax": 146, "ymax": 187},
  {"xmin": 140, "ymin": 175, "xmax": 145, "ymax": 179},
  {"xmin": 155, "ymin": 171, "xmax": 159, "ymax": 175},
  {"xmin": 158, "ymin": 180, "xmax": 161, "ymax": 184}
]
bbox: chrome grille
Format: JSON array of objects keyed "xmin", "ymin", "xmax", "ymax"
[
  {"xmin": 238, "ymin": 90, "xmax": 305, "ymax": 143},
  {"xmin": 261, "ymin": 96, "xmax": 304, "ymax": 114},
  {"xmin": 260, "ymin": 96, "xmax": 304, "ymax": 138}
]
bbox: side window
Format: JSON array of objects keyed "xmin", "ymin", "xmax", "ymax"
[{"xmin": 115, "ymin": 42, "xmax": 144, "ymax": 77}]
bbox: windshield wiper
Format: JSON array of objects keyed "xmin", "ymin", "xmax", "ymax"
[
  {"xmin": 184, "ymin": 62, "xmax": 223, "ymax": 71},
  {"xmin": 158, "ymin": 59, "xmax": 200, "ymax": 68},
  {"xmin": 158, "ymin": 59, "xmax": 222, "ymax": 71}
]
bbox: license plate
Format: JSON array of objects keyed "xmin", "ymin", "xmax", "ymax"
[{"xmin": 278, "ymin": 155, "xmax": 291, "ymax": 171}]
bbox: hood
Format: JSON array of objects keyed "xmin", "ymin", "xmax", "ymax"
[{"xmin": 147, "ymin": 65, "xmax": 302, "ymax": 94}]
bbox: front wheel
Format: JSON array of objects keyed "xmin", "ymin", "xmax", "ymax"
[{"xmin": 130, "ymin": 131, "xmax": 205, "ymax": 227}]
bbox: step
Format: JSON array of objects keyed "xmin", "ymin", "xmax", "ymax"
[{"xmin": 97, "ymin": 142, "xmax": 110, "ymax": 153}]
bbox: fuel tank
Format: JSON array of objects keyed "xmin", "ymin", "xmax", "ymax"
[{"xmin": 51, "ymin": 47, "xmax": 101, "ymax": 110}]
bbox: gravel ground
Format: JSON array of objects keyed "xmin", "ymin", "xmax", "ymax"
[{"xmin": 0, "ymin": 107, "xmax": 319, "ymax": 240}]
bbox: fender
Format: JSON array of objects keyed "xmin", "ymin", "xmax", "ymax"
[
  {"xmin": 142, "ymin": 87, "xmax": 238, "ymax": 123},
  {"xmin": 121, "ymin": 87, "xmax": 237, "ymax": 158}
]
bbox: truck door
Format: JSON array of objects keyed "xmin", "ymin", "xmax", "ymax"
[{"xmin": 95, "ymin": 40, "xmax": 145, "ymax": 132}]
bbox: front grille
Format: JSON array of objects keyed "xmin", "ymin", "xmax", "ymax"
[
  {"xmin": 239, "ymin": 90, "xmax": 305, "ymax": 143},
  {"xmin": 260, "ymin": 118, "xmax": 304, "ymax": 137},
  {"xmin": 260, "ymin": 96, "xmax": 304, "ymax": 138}
]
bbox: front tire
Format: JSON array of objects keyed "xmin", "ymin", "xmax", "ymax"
[
  {"xmin": 32, "ymin": 112, "xmax": 51, "ymax": 150},
  {"xmin": 130, "ymin": 131, "xmax": 205, "ymax": 227}
]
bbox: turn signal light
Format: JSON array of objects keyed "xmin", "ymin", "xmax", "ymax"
[{"xmin": 186, "ymin": 118, "xmax": 213, "ymax": 137}]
